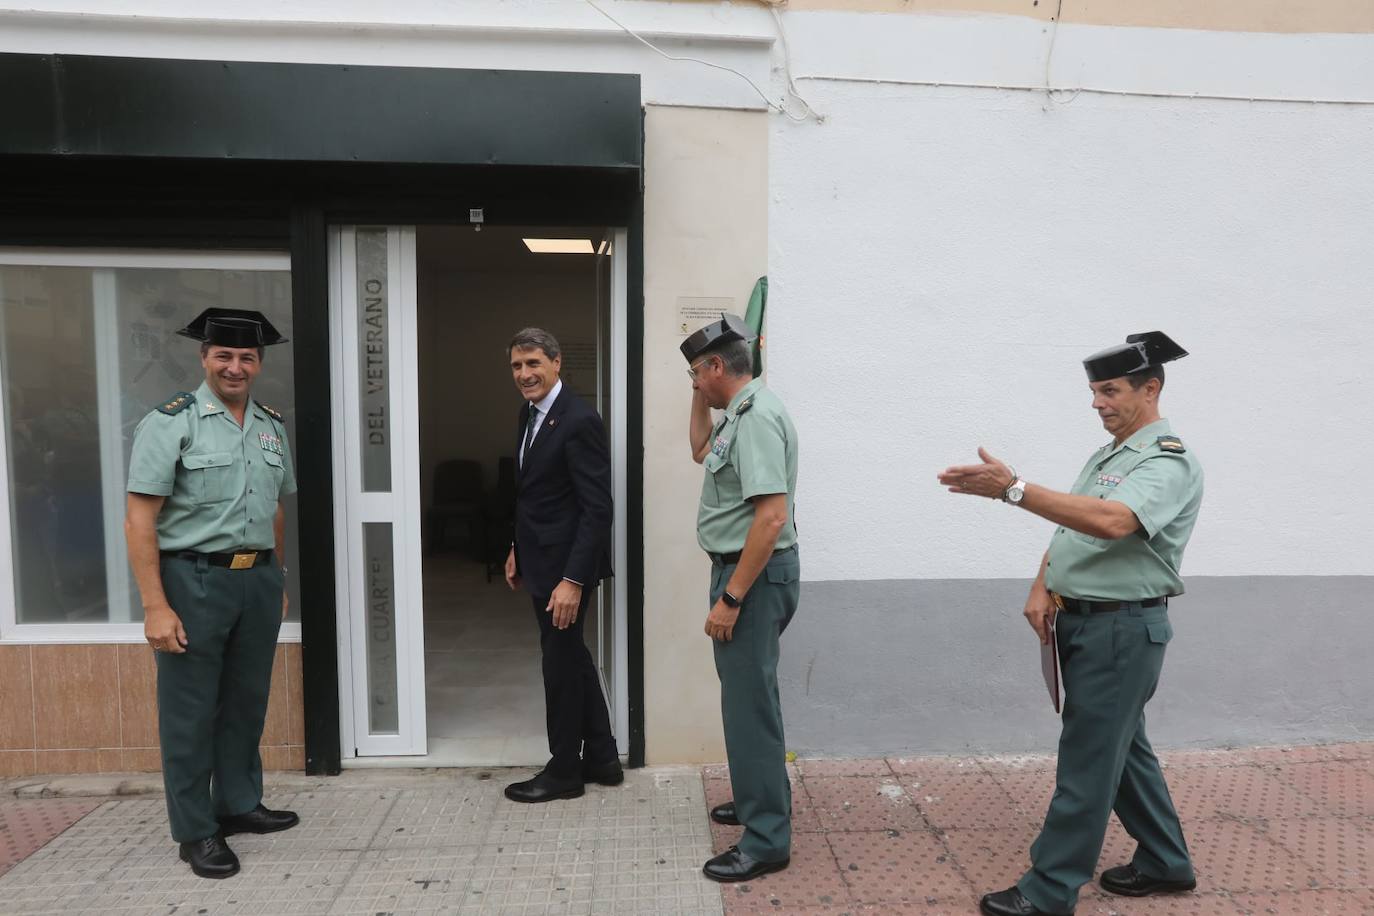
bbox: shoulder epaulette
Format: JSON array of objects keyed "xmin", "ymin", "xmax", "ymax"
[
  {"xmin": 156, "ymin": 392, "xmax": 195, "ymax": 416},
  {"xmin": 1156, "ymin": 435, "xmax": 1186, "ymax": 453},
  {"xmin": 257, "ymin": 402, "xmax": 284, "ymax": 422}
]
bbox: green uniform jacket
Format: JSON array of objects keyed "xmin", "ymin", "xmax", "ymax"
[
  {"xmin": 127, "ymin": 381, "xmax": 297, "ymax": 552},
  {"xmin": 1045, "ymin": 418, "xmax": 1202, "ymax": 601}
]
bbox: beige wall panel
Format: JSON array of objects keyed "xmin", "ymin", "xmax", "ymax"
[
  {"xmin": 641, "ymin": 105, "xmax": 769, "ymax": 765},
  {"xmin": 0, "ymin": 645, "xmax": 34, "ymax": 750},
  {"xmin": 31, "ymin": 645, "xmax": 120, "ymax": 749},
  {"xmin": 116, "ymin": 644, "xmax": 159, "ymax": 749},
  {"xmin": 0, "ymin": 750, "xmax": 37, "ymax": 778},
  {"xmin": 765, "ymin": 0, "xmax": 1374, "ymax": 33}
]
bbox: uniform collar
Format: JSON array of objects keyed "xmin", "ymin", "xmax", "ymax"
[
  {"xmin": 724, "ymin": 378, "xmax": 763, "ymax": 419},
  {"xmin": 1104, "ymin": 417, "xmax": 1172, "ymax": 454},
  {"xmin": 195, "ymin": 381, "xmax": 262, "ymax": 421}
]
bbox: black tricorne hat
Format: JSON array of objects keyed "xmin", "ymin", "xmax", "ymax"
[
  {"xmin": 177, "ymin": 308, "xmax": 289, "ymax": 348},
  {"xmin": 1083, "ymin": 331, "xmax": 1187, "ymax": 382},
  {"xmin": 680, "ymin": 313, "xmax": 755, "ymax": 363}
]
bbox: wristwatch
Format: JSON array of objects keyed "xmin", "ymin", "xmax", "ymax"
[
  {"xmin": 721, "ymin": 590, "xmax": 742, "ymax": 608},
  {"xmin": 1004, "ymin": 477, "xmax": 1028, "ymax": 505}
]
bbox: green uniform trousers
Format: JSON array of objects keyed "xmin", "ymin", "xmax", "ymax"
[
  {"xmin": 155, "ymin": 555, "xmax": 283, "ymax": 842},
  {"xmin": 710, "ymin": 545, "xmax": 800, "ymax": 863},
  {"xmin": 1018, "ymin": 603, "xmax": 1194, "ymax": 914}
]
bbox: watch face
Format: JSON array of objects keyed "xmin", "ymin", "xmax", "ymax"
[{"xmin": 1008, "ymin": 487, "xmax": 1025, "ymax": 503}]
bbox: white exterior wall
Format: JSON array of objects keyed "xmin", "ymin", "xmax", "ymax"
[{"xmin": 3, "ymin": 0, "xmax": 1372, "ymax": 758}]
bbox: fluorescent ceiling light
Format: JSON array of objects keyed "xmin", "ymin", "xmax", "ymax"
[{"xmin": 523, "ymin": 238, "xmax": 595, "ymax": 254}]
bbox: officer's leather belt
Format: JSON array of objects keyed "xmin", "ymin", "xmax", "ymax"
[
  {"xmin": 1059, "ymin": 596, "xmax": 1165, "ymax": 615},
  {"xmin": 709, "ymin": 547, "xmax": 792, "ymax": 566},
  {"xmin": 161, "ymin": 549, "xmax": 274, "ymax": 570}
]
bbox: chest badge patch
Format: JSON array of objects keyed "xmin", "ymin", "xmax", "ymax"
[
  {"xmin": 711, "ymin": 435, "xmax": 730, "ymax": 458},
  {"xmin": 1096, "ymin": 474, "xmax": 1123, "ymax": 488},
  {"xmin": 258, "ymin": 432, "xmax": 284, "ymax": 455}
]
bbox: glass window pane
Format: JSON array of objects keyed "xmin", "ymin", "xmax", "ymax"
[
  {"xmin": 363, "ymin": 521, "xmax": 399, "ymax": 734},
  {"xmin": 356, "ymin": 229, "xmax": 392, "ymax": 493},
  {"xmin": 1, "ymin": 258, "xmax": 299, "ymax": 626}
]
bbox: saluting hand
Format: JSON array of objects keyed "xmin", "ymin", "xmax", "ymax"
[
  {"xmin": 705, "ymin": 598, "xmax": 740, "ymax": 642},
  {"xmin": 145, "ymin": 603, "xmax": 189, "ymax": 654},
  {"xmin": 938, "ymin": 447, "xmax": 1015, "ymax": 499}
]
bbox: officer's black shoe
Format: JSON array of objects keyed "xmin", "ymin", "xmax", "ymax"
[
  {"xmin": 702, "ymin": 845, "xmax": 789, "ymax": 883},
  {"xmin": 179, "ymin": 834, "xmax": 240, "ymax": 879},
  {"xmin": 1099, "ymin": 864, "xmax": 1197, "ymax": 897},
  {"xmin": 582, "ymin": 758, "xmax": 625, "ymax": 786},
  {"xmin": 709, "ymin": 801, "xmax": 740, "ymax": 826},
  {"xmin": 504, "ymin": 770, "xmax": 585, "ymax": 803},
  {"xmin": 218, "ymin": 803, "xmax": 300, "ymax": 836},
  {"xmin": 979, "ymin": 886, "xmax": 1072, "ymax": 916}
]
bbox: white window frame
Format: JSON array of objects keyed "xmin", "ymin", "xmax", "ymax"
[{"xmin": 0, "ymin": 247, "xmax": 301, "ymax": 644}]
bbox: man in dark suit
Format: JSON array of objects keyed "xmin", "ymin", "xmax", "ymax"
[{"xmin": 502, "ymin": 327, "xmax": 622, "ymax": 802}]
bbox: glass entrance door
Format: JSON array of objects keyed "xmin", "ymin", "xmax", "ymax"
[{"xmin": 329, "ymin": 226, "xmax": 427, "ymax": 757}]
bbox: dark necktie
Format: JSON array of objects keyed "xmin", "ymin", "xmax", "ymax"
[{"xmin": 522, "ymin": 406, "xmax": 539, "ymax": 467}]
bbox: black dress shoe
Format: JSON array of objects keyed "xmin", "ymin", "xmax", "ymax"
[
  {"xmin": 218, "ymin": 803, "xmax": 300, "ymax": 836},
  {"xmin": 979, "ymin": 886, "xmax": 1071, "ymax": 916},
  {"xmin": 582, "ymin": 758, "xmax": 624, "ymax": 786},
  {"xmin": 504, "ymin": 770, "xmax": 585, "ymax": 803},
  {"xmin": 1100, "ymin": 864, "xmax": 1197, "ymax": 897},
  {"xmin": 702, "ymin": 845, "xmax": 789, "ymax": 883},
  {"xmin": 179, "ymin": 834, "xmax": 240, "ymax": 879},
  {"xmin": 709, "ymin": 801, "xmax": 740, "ymax": 826}
]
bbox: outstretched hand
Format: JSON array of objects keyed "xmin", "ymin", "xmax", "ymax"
[{"xmin": 938, "ymin": 447, "xmax": 1015, "ymax": 499}]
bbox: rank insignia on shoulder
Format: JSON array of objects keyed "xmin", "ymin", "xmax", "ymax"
[
  {"xmin": 1156, "ymin": 435, "xmax": 1186, "ymax": 453},
  {"xmin": 257, "ymin": 402, "xmax": 284, "ymax": 422},
  {"xmin": 735, "ymin": 396, "xmax": 754, "ymax": 416},
  {"xmin": 157, "ymin": 392, "xmax": 196, "ymax": 416}
]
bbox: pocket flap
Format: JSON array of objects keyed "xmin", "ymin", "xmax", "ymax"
[
  {"xmin": 703, "ymin": 452, "xmax": 727, "ymax": 474},
  {"xmin": 183, "ymin": 452, "xmax": 232, "ymax": 470},
  {"xmin": 1146, "ymin": 621, "xmax": 1173, "ymax": 644},
  {"xmin": 261, "ymin": 451, "xmax": 284, "ymax": 467},
  {"xmin": 765, "ymin": 563, "xmax": 799, "ymax": 585}
]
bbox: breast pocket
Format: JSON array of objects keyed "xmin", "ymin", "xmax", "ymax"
[
  {"xmin": 182, "ymin": 452, "xmax": 234, "ymax": 504},
  {"xmin": 703, "ymin": 451, "xmax": 742, "ymax": 507},
  {"xmin": 260, "ymin": 450, "xmax": 286, "ymax": 498}
]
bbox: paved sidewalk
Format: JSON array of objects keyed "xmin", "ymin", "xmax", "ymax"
[
  {"xmin": 706, "ymin": 743, "xmax": 1374, "ymax": 915},
  {"xmin": 2, "ymin": 743, "xmax": 1372, "ymax": 915},
  {"xmin": 0, "ymin": 766, "xmax": 721, "ymax": 915}
]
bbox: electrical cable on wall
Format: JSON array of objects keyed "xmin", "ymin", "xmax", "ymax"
[{"xmin": 582, "ymin": 0, "xmax": 823, "ymax": 123}]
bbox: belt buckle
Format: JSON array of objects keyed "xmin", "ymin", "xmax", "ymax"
[{"xmin": 229, "ymin": 551, "xmax": 258, "ymax": 570}]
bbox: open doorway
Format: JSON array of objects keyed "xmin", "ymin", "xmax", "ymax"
[{"xmin": 414, "ymin": 225, "xmax": 621, "ymax": 767}]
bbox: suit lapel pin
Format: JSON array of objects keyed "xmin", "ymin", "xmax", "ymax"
[{"xmin": 547, "ymin": 418, "xmax": 558, "ymax": 428}]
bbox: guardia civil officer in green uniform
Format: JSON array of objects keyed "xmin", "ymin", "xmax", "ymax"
[
  {"xmin": 939, "ymin": 332, "xmax": 1202, "ymax": 916},
  {"xmin": 684, "ymin": 314, "xmax": 800, "ymax": 883},
  {"xmin": 125, "ymin": 309, "xmax": 300, "ymax": 879}
]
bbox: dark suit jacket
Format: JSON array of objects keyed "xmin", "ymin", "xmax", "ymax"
[{"xmin": 513, "ymin": 385, "xmax": 613, "ymax": 599}]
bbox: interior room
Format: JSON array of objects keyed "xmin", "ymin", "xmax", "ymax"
[{"xmin": 415, "ymin": 224, "xmax": 616, "ymax": 766}]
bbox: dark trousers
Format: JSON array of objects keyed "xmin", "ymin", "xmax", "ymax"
[
  {"xmin": 1018, "ymin": 604, "xmax": 1193, "ymax": 913},
  {"xmin": 711, "ymin": 546, "xmax": 800, "ymax": 862},
  {"xmin": 530, "ymin": 587, "xmax": 617, "ymax": 779},
  {"xmin": 156, "ymin": 555, "xmax": 283, "ymax": 842}
]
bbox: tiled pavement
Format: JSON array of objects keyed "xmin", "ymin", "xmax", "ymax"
[
  {"xmin": 2, "ymin": 743, "xmax": 1372, "ymax": 915},
  {"xmin": 0, "ymin": 766, "xmax": 722, "ymax": 915},
  {"xmin": 707, "ymin": 743, "xmax": 1374, "ymax": 915}
]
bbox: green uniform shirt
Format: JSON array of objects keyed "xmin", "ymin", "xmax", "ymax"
[
  {"xmin": 127, "ymin": 381, "xmax": 297, "ymax": 552},
  {"xmin": 1045, "ymin": 418, "xmax": 1202, "ymax": 601},
  {"xmin": 697, "ymin": 378, "xmax": 799, "ymax": 554}
]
